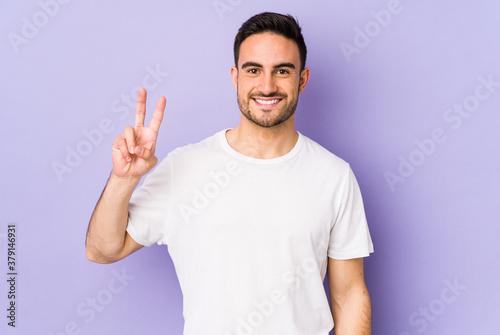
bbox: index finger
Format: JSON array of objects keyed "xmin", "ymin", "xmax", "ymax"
[
  {"xmin": 135, "ymin": 88, "xmax": 147, "ymax": 128},
  {"xmin": 147, "ymin": 96, "xmax": 166, "ymax": 133}
]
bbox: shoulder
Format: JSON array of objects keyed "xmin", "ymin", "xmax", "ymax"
[
  {"xmin": 153, "ymin": 130, "xmax": 229, "ymax": 178},
  {"xmin": 171, "ymin": 130, "xmax": 223, "ymax": 156},
  {"xmin": 299, "ymin": 133, "xmax": 351, "ymax": 174},
  {"xmin": 157, "ymin": 130, "xmax": 225, "ymax": 165}
]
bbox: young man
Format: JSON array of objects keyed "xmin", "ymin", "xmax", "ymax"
[{"xmin": 86, "ymin": 12, "xmax": 374, "ymax": 335}]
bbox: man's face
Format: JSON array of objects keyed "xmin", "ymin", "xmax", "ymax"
[{"xmin": 231, "ymin": 32, "xmax": 310, "ymax": 128}]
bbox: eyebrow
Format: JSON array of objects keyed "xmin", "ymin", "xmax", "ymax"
[{"xmin": 241, "ymin": 62, "xmax": 296, "ymax": 70}]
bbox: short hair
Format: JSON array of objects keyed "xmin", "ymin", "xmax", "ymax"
[{"xmin": 233, "ymin": 12, "xmax": 307, "ymax": 71}]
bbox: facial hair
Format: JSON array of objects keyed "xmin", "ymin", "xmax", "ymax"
[{"xmin": 237, "ymin": 89, "xmax": 298, "ymax": 128}]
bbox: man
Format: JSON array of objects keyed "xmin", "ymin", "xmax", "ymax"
[{"xmin": 86, "ymin": 12, "xmax": 374, "ymax": 335}]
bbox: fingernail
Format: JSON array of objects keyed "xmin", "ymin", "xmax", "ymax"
[
  {"xmin": 129, "ymin": 146, "xmax": 135, "ymax": 154},
  {"xmin": 126, "ymin": 156, "xmax": 131, "ymax": 162},
  {"xmin": 135, "ymin": 147, "xmax": 143, "ymax": 156}
]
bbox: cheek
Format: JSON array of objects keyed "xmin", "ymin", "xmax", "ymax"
[
  {"xmin": 237, "ymin": 79, "xmax": 254, "ymax": 95},
  {"xmin": 284, "ymin": 82, "xmax": 300, "ymax": 96}
]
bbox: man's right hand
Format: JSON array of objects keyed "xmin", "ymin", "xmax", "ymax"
[
  {"xmin": 112, "ymin": 88, "xmax": 166, "ymax": 179},
  {"xmin": 86, "ymin": 88, "xmax": 165, "ymax": 264}
]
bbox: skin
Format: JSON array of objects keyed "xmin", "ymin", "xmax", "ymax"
[
  {"xmin": 85, "ymin": 89, "xmax": 162, "ymax": 263},
  {"xmin": 85, "ymin": 31, "xmax": 371, "ymax": 334},
  {"xmin": 227, "ymin": 32, "xmax": 309, "ymax": 159},
  {"xmin": 328, "ymin": 257, "xmax": 372, "ymax": 334}
]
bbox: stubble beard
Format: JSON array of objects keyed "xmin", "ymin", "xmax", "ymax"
[{"xmin": 237, "ymin": 90, "xmax": 298, "ymax": 128}]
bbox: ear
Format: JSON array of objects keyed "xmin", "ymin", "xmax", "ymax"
[
  {"xmin": 230, "ymin": 66, "xmax": 238, "ymax": 91},
  {"xmin": 298, "ymin": 67, "xmax": 310, "ymax": 94}
]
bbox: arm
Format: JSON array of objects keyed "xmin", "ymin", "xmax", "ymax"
[
  {"xmin": 85, "ymin": 88, "xmax": 166, "ymax": 264},
  {"xmin": 327, "ymin": 257, "xmax": 371, "ymax": 335},
  {"xmin": 85, "ymin": 173, "xmax": 143, "ymax": 264}
]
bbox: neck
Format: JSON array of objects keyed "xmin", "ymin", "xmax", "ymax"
[{"xmin": 226, "ymin": 115, "xmax": 298, "ymax": 159}]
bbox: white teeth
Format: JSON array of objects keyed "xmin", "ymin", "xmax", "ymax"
[{"xmin": 255, "ymin": 99, "xmax": 280, "ymax": 105}]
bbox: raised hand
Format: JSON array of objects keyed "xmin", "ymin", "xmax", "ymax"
[{"xmin": 112, "ymin": 88, "xmax": 166, "ymax": 179}]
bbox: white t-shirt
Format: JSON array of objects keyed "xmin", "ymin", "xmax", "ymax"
[{"xmin": 127, "ymin": 129, "xmax": 374, "ymax": 335}]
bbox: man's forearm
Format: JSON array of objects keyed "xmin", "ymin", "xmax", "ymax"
[
  {"xmin": 331, "ymin": 287, "xmax": 371, "ymax": 335},
  {"xmin": 85, "ymin": 172, "xmax": 140, "ymax": 262}
]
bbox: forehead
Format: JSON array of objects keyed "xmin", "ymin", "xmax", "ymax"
[{"xmin": 238, "ymin": 32, "xmax": 300, "ymax": 68}]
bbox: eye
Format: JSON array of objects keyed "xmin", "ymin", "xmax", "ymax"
[
  {"xmin": 247, "ymin": 68, "xmax": 259, "ymax": 74},
  {"xmin": 277, "ymin": 69, "xmax": 290, "ymax": 75}
]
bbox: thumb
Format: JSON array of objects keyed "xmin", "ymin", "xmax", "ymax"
[
  {"xmin": 135, "ymin": 146, "xmax": 158, "ymax": 171},
  {"xmin": 135, "ymin": 146, "xmax": 155, "ymax": 161}
]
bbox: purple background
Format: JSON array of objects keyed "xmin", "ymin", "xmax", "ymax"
[{"xmin": 2, "ymin": 1, "xmax": 499, "ymax": 334}]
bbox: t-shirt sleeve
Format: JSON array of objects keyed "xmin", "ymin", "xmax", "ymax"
[
  {"xmin": 126, "ymin": 155, "xmax": 173, "ymax": 247},
  {"xmin": 327, "ymin": 166, "xmax": 374, "ymax": 260}
]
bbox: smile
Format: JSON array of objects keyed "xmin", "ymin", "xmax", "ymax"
[{"xmin": 252, "ymin": 98, "xmax": 283, "ymax": 107}]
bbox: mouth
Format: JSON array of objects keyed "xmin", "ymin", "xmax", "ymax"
[{"xmin": 252, "ymin": 97, "xmax": 283, "ymax": 109}]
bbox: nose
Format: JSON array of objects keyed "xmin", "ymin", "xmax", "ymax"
[{"xmin": 257, "ymin": 72, "xmax": 278, "ymax": 95}]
